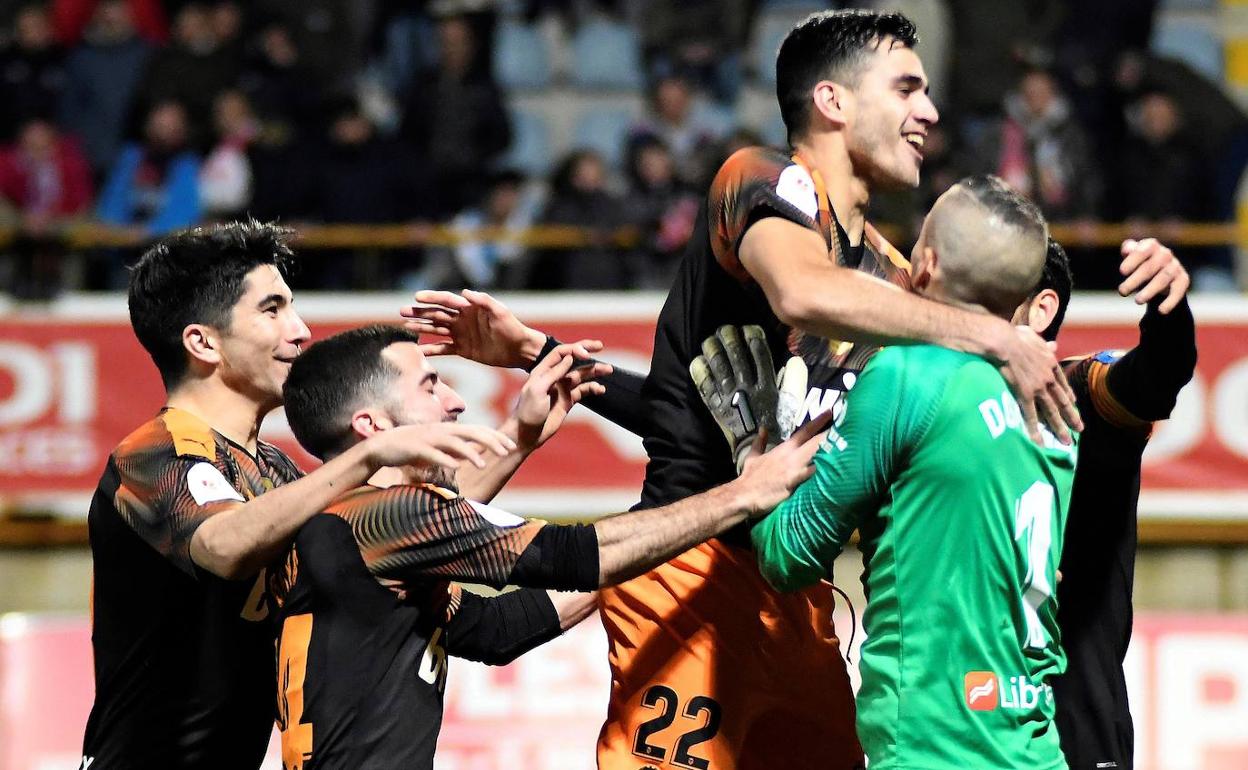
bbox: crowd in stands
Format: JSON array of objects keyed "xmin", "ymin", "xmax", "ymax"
[{"xmin": 0, "ymin": 0, "xmax": 1241, "ymax": 297}]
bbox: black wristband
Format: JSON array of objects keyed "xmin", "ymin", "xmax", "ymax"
[{"xmin": 524, "ymin": 334, "xmax": 561, "ymax": 372}]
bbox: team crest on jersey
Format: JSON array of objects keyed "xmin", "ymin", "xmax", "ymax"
[
  {"xmin": 186, "ymin": 462, "xmax": 245, "ymax": 506},
  {"xmin": 776, "ymin": 164, "xmax": 819, "ymax": 219}
]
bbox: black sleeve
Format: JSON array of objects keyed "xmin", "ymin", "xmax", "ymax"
[
  {"xmin": 1104, "ymin": 297, "xmax": 1197, "ymax": 422},
  {"xmin": 527, "ymin": 334, "xmax": 651, "ymax": 437},
  {"xmin": 442, "ymin": 589, "xmax": 563, "ymax": 666},
  {"xmin": 507, "ymin": 523, "xmax": 600, "ymax": 591}
]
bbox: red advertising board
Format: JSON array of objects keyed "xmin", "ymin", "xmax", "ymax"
[
  {"xmin": 2, "ymin": 611, "xmax": 1246, "ymax": 770},
  {"xmin": 0, "ymin": 292, "xmax": 1246, "ymax": 519}
]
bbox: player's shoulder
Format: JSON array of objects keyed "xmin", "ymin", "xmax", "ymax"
[
  {"xmin": 324, "ymin": 482, "xmax": 464, "ymax": 518},
  {"xmin": 716, "ymin": 145, "xmax": 792, "ymax": 180},
  {"xmin": 712, "ymin": 146, "xmax": 818, "ymax": 215},
  {"xmin": 114, "ymin": 407, "xmax": 218, "ymax": 465}
]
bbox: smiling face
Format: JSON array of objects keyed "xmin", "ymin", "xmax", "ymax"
[
  {"xmin": 842, "ymin": 42, "xmax": 938, "ymax": 190},
  {"xmin": 213, "ymin": 265, "xmax": 310, "ymax": 411}
]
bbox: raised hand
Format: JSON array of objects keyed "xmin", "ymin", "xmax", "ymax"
[
  {"xmin": 402, "ymin": 289, "xmax": 555, "ymax": 368},
  {"xmin": 1117, "ymin": 238, "xmax": 1190, "ymax": 314},
  {"xmin": 690, "ymin": 325, "xmax": 783, "ymax": 471},
  {"xmin": 994, "ymin": 324, "xmax": 1082, "ymax": 445},
  {"xmin": 514, "ymin": 342, "xmax": 612, "ymax": 448}
]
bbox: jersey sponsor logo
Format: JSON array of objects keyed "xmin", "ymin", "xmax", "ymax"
[
  {"xmin": 776, "ymin": 164, "xmax": 819, "ymax": 219},
  {"xmin": 964, "ymin": 671, "xmax": 1053, "ymax": 712},
  {"xmin": 964, "ymin": 671, "xmax": 998, "ymax": 711},
  {"xmin": 468, "ymin": 500, "xmax": 526, "ymax": 528},
  {"xmin": 186, "ymin": 461, "xmax": 245, "ymax": 505},
  {"xmin": 1093, "ymin": 349, "xmax": 1126, "ymax": 364}
]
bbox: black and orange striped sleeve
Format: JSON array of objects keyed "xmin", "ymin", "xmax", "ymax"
[
  {"xmin": 327, "ymin": 485, "xmax": 549, "ymax": 589},
  {"xmin": 111, "ymin": 417, "xmax": 245, "ymax": 577},
  {"xmin": 708, "ymin": 146, "xmax": 822, "ymax": 283}
]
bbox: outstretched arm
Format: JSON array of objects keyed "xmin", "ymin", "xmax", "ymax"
[
  {"xmin": 442, "ymin": 588, "xmax": 596, "ymax": 666},
  {"xmin": 402, "ymin": 289, "xmax": 652, "ymax": 436},
  {"xmin": 1102, "ymin": 239, "xmax": 1197, "ymax": 422}
]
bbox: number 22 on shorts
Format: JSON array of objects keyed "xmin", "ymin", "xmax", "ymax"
[{"xmin": 632, "ymin": 685, "xmax": 723, "ymax": 770}]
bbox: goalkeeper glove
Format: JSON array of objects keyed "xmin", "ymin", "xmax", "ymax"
[{"xmin": 689, "ymin": 325, "xmax": 809, "ymax": 473}]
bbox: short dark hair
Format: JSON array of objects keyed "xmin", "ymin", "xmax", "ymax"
[
  {"xmin": 283, "ymin": 325, "xmax": 421, "ymax": 461},
  {"xmin": 128, "ymin": 220, "xmax": 295, "ymax": 389},
  {"xmin": 1033, "ymin": 238, "xmax": 1074, "ymax": 342},
  {"xmin": 776, "ymin": 10, "xmax": 918, "ymax": 144}
]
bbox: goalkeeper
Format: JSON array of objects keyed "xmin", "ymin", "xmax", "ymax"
[{"xmin": 710, "ymin": 177, "xmax": 1077, "ymax": 769}]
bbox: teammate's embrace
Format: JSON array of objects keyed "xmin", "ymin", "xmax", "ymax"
[
  {"xmin": 81, "ymin": 223, "xmax": 508, "ymax": 770},
  {"xmin": 272, "ymin": 325, "xmax": 826, "ymax": 769},
  {"xmin": 750, "ymin": 177, "xmax": 1076, "ymax": 770}
]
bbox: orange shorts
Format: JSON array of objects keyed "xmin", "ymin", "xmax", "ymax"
[{"xmin": 596, "ymin": 539, "xmax": 863, "ymax": 770}]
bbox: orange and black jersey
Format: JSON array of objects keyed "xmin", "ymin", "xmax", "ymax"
[
  {"xmin": 271, "ymin": 484, "xmax": 598, "ymax": 770},
  {"xmin": 82, "ymin": 407, "xmax": 302, "ymax": 770},
  {"xmin": 1053, "ymin": 298, "xmax": 1197, "ymax": 770},
  {"xmin": 640, "ymin": 145, "xmax": 910, "ymax": 510}
]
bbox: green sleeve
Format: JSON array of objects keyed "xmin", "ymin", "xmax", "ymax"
[{"xmin": 751, "ymin": 347, "xmax": 938, "ymax": 591}]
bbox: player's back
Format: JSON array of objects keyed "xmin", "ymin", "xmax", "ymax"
[
  {"xmin": 855, "ymin": 345, "xmax": 1077, "ymax": 770},
  {"xmin": 83, "ymin": 409, "xmax": 300, "ymax": 769}
]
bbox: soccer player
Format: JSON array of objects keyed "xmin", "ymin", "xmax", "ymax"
[
  {"xmin": 404, "ymin": 11, "xmax": 1079, "ymax": 768},
  {"xmin": 81, "ymin": 223, "xmax": 514, "ymax": 770},
  {"xmin": 1016, "ymin": 238, "xmax": 1195, "ymax": 770},
  {"xmin": 750, "ymin": 176, "xmax": 1076, "ymax": 769},
  {"xmin": 272, "ymin": 324, "xmax": 828, "ymax": 768}
]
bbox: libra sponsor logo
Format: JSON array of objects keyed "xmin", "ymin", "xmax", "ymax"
[{"xmin": 964, "ymin": 671, "xmax": 1053, "ymax": 712}]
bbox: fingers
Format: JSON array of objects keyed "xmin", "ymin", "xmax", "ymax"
[
  {"xmin": 1050, "ymin": 366, "xmax": 1083, "ymax": 433},
  {"xmin": 1019, "ymin": 396, "xmax": 1044, "ymax": 445},
  {"xmin": 1157, "ymin": 266, "xmax": 1191, "ymax": 314},
  {"xmin": 569, "ymin": 381, "xmax": 607, "ymax": 403},
  {"xmin": 1117, "ymin": 238, "xmax": 1168, "ymax": 297},
  {"xmin": 717, "ymin": 325, "xmax": 755, "ymax": 387},
  {"xmin": 744, "ymin": 326, "xmax": 774, "ymax": 386},
  {"xmin": 462, "ymin": 288, "xmax": 506, "ymax": 314},
  {"xmin": 412, "ymin": 289, "xmax": 471, "ymax": 310},
  {"xmin": 564, "ymin": 362, "xmax": 613, "ymax": 388},
  {"xmin": 451, "ymin": 424, "xmax": 517, "ymax": 457},
  {"xmin": 689, "ymin": 356, "xmax": 722, "ymax": 410},
  {"xmin": 405, "ymin": 319, "xmax": 452, "ymax": 338},
  {"xmin": 790, "ymin": 409, "xmax": 833, "ymax": 446},
  {"xmin": 701, "ymin": 334, "xmax": 734, "ymax": 390},
  {"xmin": 1033, "ymin": 390, "xmax": 1070, "ymax": 446},
  {"xmin": 404, "ymin": 307, "xmax": 460, "ymax": 327},
  {"xmin": 418, "ymin": 342, "xmax": 455, "ymax": 357}
]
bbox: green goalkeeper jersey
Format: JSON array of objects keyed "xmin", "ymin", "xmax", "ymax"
[{"xmin": 752, "ymin": 344, "xmax": 1078, "ymax": 770}]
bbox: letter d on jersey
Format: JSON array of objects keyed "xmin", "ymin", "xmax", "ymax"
[{"xmin": 964, "ymin": 671, "xmax": 998, "ymax": 711}]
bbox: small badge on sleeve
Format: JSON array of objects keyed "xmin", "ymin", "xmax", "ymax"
[
  {"xmin": 187, "ymin": 462, "xmax": 246, "ymax": 506},
  {"xmin": 776, "ymin": 164, "xmax": 819, "ymax": 220},
  {"xmin": 468, "ymin": 500, "xmax": 526, "ymax": 528},
  {"xmin": 1094, "ymin": 350, "xmax": 1126, "ymax": 364}
]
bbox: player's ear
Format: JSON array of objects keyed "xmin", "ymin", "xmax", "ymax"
[
  {"xmin": 811, "ymin": 81, "xmax": 849, "ymax": 129},
  {"xmin": 912, "ymin": 246, "xmax": 936, "ymax": 292},
  {"xmin": 183, "ymin": 324, "xmax": 222, "ymax": 367},
  {"xmin": 1027, "ymin": 289, "xmax": 1061, "ymax": 337},
  {"xmin": 350, "ymin": 408, "xmax": 391, "ymax": 441}
]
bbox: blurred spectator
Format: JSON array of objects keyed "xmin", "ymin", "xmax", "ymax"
[
  {"xmin": 210, "ymin": 0, "xmax": 244, "ymax": 61},
  {"xmin": 413, "ymin": 169, "xmax": 539, "ymax": 290},
  {"xmin": 238, "ymin": 22, "xmax": 322, "ymax": 140},
  {"xmin": 946, "ymin": 0, "xmax": 1063, "ymax": 138},
  {"xmin": 0, "ymin": 117, "xmax": 92, "ymax": 297},
  {"xmin": 621, "ymin": 135, "xmax": 697, "ymax": 288},
  {"xmin": 399, "ymin": 14, "xmax": 510, "ymax": 217},
  {"xmin": 631, "ymin": 74, "xmax": 726, "ymax": 185},
  {"xmin": 60, "ymin": 0, "xmax": 152, "ymax": 173},
  {"xmin": 526, "ymin": 149, "xmax": 635, "ymax": 290},
  {"xmin": 971, "ymin": 69, "xmax": 1099, "ymax": 221},
  {"xmin": 51, "ymin": 0, "xmax": 167, "ymax": 45},
  {"xmin": 1116, "ymin": 91, "xmax": 1234, "ymax": 290},
  {"xmin": 304, "ymin": 100, "xmax": 429, "ymax": 224},
  {"xmin": 96, "ymin": 100, "xmax": 200, "ymax": 234},
  {"xmin": 0, "ymin": 4, "xmax": 67, "ymax": 142},
  {"xmin": 139, "ymin": 2, "xmax": 240, "ymax": 136},
  {"xmin": 640, "ymin": 0, "xmax": 751, "ymax": 103},
  {"xmin": 199, "ymin": 88, "xmax": 257, "ymax": 219},
  {"xmin": 252, "ymin": 0, "xmax": 357, "ymax": 89}
]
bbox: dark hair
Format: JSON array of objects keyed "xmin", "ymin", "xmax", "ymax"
[
  {"xmin": 283, "ymin": 324, "xmax": 421, "ymax": 461},
  {"xmin": 776, "ymin": 10, "xmax": 918, "ymax": 144},
  {"xmin": 128, "ymin": 220, "xmax": 295, "ymax": 389},
  {"xmin": 1033, "ymin": 238, "xmax": 1074, "ymax": 342}
]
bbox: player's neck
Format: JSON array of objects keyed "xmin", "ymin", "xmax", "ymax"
[
  {"xmin": 368, "ymin": 466, "xmax": 410, "ymax": 488},
  {"xmin": 165, "ymin": 379, "xmax": 268, "ymax": 453},
  {"xmin": 793, "ymin": 136, "xmax": 868, "ymax": 245}
]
